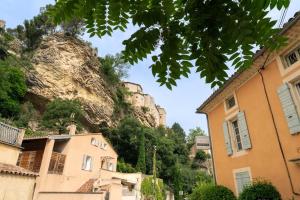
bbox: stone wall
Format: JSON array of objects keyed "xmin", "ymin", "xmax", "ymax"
[{"xmin": 123, "ymin": 82, "xmax": 167, "ymax": 127}]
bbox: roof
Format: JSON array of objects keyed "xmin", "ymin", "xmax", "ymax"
[
  {"xmin": 24, "ymin": 133, "xmax": 119, "ymax": 156},
  {"xmin": 197, "ymin": 11, "xmax": 300, "ymax": 113},
  {"xmin": 77, "ymin": 179, "xmax": 97, "ymax": 193},
  {"xmin": 0, "ymin": 162, "xmax": 38, "ymax": 177}
]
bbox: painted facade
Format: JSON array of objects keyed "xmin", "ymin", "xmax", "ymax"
[
  {"xmin": 18, "ymin": 128, "xmax": 118, "ymax": 200},
  {"xmin": 0, "ymin": 122, "xmax": 37, "ymax": 200},
  {"xmin": 197, "ymin": 13, "xmax": 300, "ymax": 199},
  {"xmin": 123, "ymin": 82, "xmax": 167, "ymax": 127}
]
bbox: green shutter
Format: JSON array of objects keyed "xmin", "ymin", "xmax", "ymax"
[
  {"xmin": 223, "ymin": 121, "xmax": 233, "ymax": 156},
  {"xmin": 237, "ymin": 111, "xmax": 252, "ymax": 150},
  {"xmin": 235, "ymin": 171, "xmax": 251, "ymax": 194},
  {"xmin": 278, "ymin": 84, "xmax": 300, "ymax": 134}
]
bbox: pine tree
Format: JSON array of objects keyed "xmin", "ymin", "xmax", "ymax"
[{"xmin": 136, "ymin": 131, "xmax": 146, "ymax": 173}]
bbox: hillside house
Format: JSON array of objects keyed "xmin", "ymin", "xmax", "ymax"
[
  {"xmin": 197, "ymin": 12, "xmax": 300, "ymax": 199},
  {"xmin": 0, "ymin": 122, "xmax": 37, "ymax": 200}
]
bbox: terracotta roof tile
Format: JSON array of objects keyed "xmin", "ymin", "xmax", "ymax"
[
  {"xmin": 77, "ymin": 179, "xmax": 97, "ymax": 193},
  {"xmin": 0, "ymin": 162, "xmax": 38, "ymax": 177}
]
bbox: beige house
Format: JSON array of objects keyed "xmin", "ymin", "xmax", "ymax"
[
  {"xmin": 17, "ymin": 125, "xmax": 118, "ymax": 200},
  {"xmin": 123, "ymin": 82, "xmax": 167, "ymax": 127},
  {"xmin": 0, "ymin": 122, "xmax": 38, "ymax": 200}
]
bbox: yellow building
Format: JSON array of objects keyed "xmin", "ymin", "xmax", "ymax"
[
  {"xmin": 197, "ymin": 12, "xmax": 300, "ymax": 199},
  {"xmin": 0, "ymin": 122, "xmax": 37, "ymax": 200}
]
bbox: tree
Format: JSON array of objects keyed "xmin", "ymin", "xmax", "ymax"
[
  {"xmin": 42, "ymin": 98, "xmax": 83, "ymax": 133},
  {"xmin": 99, "ymin": 53, "xmax": 131, "ymax": 86},
  {"xmin": 61, "ymin": 18, "xmax": 85, "ymax": 37},
  {"xmin": 0, "ymin": 60, "xmax": 27, "ymax": 118},
  {"xmin": 186, "ymin": 127, "xmax": 206, "ymax": 150},
  {"xmin": 49, "ymin": 0, "xmax": 289, "ymax": 88},
  {"xmin": 173, "ymin": 161, "xmax": 183, "ymax": 200},
  {"xmin": 171, "ymin": 123, "xmax": 189, "ymax": 164},
  {"xmin": 136, "ymin": 131, "xmax": 146, "ymax": 173}
]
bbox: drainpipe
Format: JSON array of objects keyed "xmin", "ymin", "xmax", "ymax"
[
  {"xmin": 199, "ymin": 112, "xmax": 217, "ymax": 184},
  {"xmin": 258, "ymin": 67, "xmax": 300, "ymax": 196}
]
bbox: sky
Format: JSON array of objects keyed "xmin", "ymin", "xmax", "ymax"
[{"xmin": 1, "ymin": 0, "xmax": 300, "ymax": 133}]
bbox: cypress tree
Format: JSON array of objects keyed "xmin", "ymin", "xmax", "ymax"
[{"xmin": 136, "ymin": 131, "xmax": 146, "ymax": 173}]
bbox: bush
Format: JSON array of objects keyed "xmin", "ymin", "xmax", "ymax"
[
  {"xmin": 190, "ymin": 183, "xmax": 236, "ymax": 200},
  {"xmin": 0, "ymin": 61, "xmax": 27, "ymax": 118},
  {"xmin": 117, "ymin": 159, "xmax": 137, "ymax": 173},
  {"xmin": 42, "ymin": 99, "xmax": 83, "ymax": 133},
  {"xmin": 238, "ymin": 181, "xmax": 281, "ymax": 200}
]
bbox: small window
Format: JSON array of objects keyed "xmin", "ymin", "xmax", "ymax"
[
  {"xmin": 235, "ymin": 171, "xmax": 251, "ymax": 194},
  {"xmin": 232, "ymin": 120, "xmax": 243, "ymax": 151},
  {"xmin": 91, "ymin": 138, "xmax": 97, "ymax": 146},
  {"xmin": 226, "ymin": 96, "xmax": 236, "ymax": 109},
  {"xmin": 295, "ymin": 81, "xmax": 300, "ymax": 97},
  {"xmin": 82, "ymin": 155, "xmax": 92, "ymax": 171},
  {"xmin": 284, "ymin": 46, "xmax": 300, "ymax": 67}
]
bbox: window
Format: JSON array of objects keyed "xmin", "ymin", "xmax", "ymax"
[
  {"xmin": 231, "ymin": 120, "xmax": 243, "ymax": 151},
  {"xmin": 82, "ymin": 155, "xmax": 93, "ymax": 171},
  {"xmin": 284, "ymin": 46, "xmax": 300, "ymax": 67},
  {"xmin": 226, "ymin": 96, "xmax": 236, "ymax": 109},
  {"xmin": 235, "ymin": 171, "xmax": 251, "ymax": 194},
  {"xmin": 295, "ymin": 81, "xmax": 300, "ymax": 97}
]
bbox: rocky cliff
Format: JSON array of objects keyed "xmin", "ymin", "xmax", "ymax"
[{"xmin": 25, "ymin": 34, "xmax": 157, "ymax": 130}]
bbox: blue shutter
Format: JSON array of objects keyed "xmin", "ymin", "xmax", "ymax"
[
  {"xmin": 223, "ymin": 121, "xmax": 233, "ymax": 156},
  {"xmin": 237, "ymin": 111, "xmax": 252, "ymax": 149},
  {"xmin": 235, "ymin": 171, "xmax": 251, "ymax": 194},
  {"xmin": 277, "ymin": 84, "xmax": 300, "ymax": 134}
]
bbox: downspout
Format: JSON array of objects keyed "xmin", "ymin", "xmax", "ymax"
[
  {"xmin": 199, "ymin": 112, "xmax": 217, "ymax": 184},
  {"xmin": 258, "ymin": 67, "xmax": 300, "ymax": 196}
]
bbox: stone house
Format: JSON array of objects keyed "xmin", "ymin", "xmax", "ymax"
[
  {"xmin": 197, "ymin": 12, "xmax": 300, "ymax": 199},
  {"xmin": 0, "ymin": 122, "xmax": 38, "ymax": 200}
]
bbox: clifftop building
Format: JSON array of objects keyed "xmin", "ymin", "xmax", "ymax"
[
  {"xmin": 123, "ymin": 82, "xmax": 166, "ymax": 127},
  {"xmin": 0, "ymin": 20, "xmax": 5, "ymax": 29}
]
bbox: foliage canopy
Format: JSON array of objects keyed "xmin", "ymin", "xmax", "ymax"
[
  {"xmin": 0, "ymin": 58, "xmax": 27, "ymax": 118},
  {"xmin": 238, "ymin": 180, "xmax": 281, "ymax": 200},
  {"xmin": 49, "ymin": 0, "xmax": 289, "ymax": 88},
  {"xmin": 42, "ymin": 98, "xmax": 83, "ymax": 133},
  {"xmin": 190, "ymin": 183, "xmax": 236, "ymax": 200}
]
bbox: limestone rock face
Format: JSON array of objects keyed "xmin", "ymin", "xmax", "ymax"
[
  {"xmin": 26, "ymin": 34, "xmax": 158, "ymax": 130},
  {"xmin": 27, "ymin": 34, "xmax": 115, "ymax": 129}
]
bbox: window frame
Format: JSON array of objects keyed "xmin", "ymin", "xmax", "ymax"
[
  {"xmin": 82, "ymin": 155, "xmax": 93, "ymax": 171},
  {"xmin": 231, "ymin": 119, "xmax": 243, "ymax": 152},
  {"xmin": 233, "ymin": 167, "xmax": 252, "ymax": 196},
  {"xmin": 226, "ymin": 95, "xmax": 236, "ymax": 110},
  {"xmin": 282, "ymin": 45, "xmax": 300, "ymax": 68}
]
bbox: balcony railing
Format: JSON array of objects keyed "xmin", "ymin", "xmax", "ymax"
[{"xmin": 0, "ymin": 122, "xmax": 23, "ymax": 146}]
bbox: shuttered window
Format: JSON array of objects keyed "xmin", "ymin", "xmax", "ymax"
[
  {"xmin": 223, "ymin": 121, "xmax": 233, "ymax": 155},
  {"xmin": 223, "ymin": 111, "xmax": 251, "ymax": 156},
  {"xmin": 237, "ymin": 111, "xmax": 252, "ymax": 150},
  {"xmin": 277, "ymin": 83, "xmax": 300, "ymax": 134},
  {"xmin": 235, "ymin": 171, "xmax": 251, "ymax": 194}
]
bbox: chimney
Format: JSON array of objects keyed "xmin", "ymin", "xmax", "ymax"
[{"xmin": 67, "ymin": 123, "xmax": 77, "ymax": 135}]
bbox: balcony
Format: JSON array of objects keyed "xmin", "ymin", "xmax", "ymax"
[
  {"xmin": 0, "ymin": 122, "xmax": 24, "ymax": 146},
  {"xmin": 18, "ymin": 150, "xmax": 66, "ymax": 174}
]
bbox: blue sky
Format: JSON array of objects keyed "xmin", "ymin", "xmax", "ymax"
[{"xmin": 1, "ymin": 1, "xmax": 300, "ymax": 133}]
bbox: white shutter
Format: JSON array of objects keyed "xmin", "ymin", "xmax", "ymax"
[
  {"xmin": 223, "ymin": 121, "xmax": 233, "ymax": 156},
  {"xmin": 82, "ymin": 155, "xmax": 87, "ymax": 170},
  {"xmin": 235, "ymin": 171, "xmax": 251, "ymax": 194},
  {"xmin": 277, "ymin": 83, "xmax": 300, "ymax": 134},
  {"xmin": 237, "ymin": 111, "xmax": 252, "ymax": 150}
]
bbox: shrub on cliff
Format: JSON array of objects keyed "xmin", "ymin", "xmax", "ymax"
[
  {"xmin": 42, "ymin": 98, "xmax": 83, "ymax": 133},
  {"xmin": 0, "ymin": 60, "xmax": 27, "ymax": 118}
]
